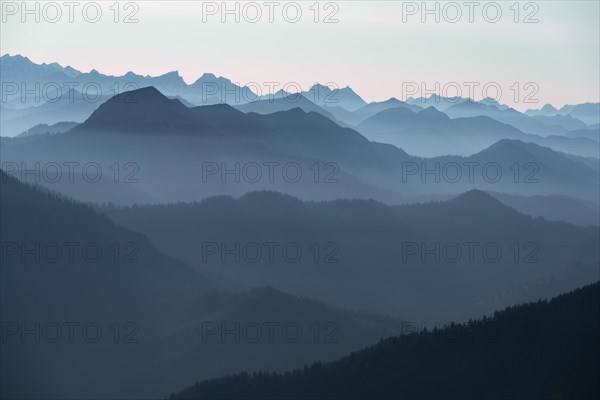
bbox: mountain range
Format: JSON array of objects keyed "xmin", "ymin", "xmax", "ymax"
[
  {"xmin": 357, "ymin": 105, "xmax": 599, "ymax": 157},
  {"xmin": 101, "ymin": 189, "xmax": 599, "ymax": 322},
  {"xmin": 2, "ymin": 86, "xmax": 598, "ymax": 206},
  {"xmin": 2, "ymin": 54, "xmax": 598, "ymax": 157}
]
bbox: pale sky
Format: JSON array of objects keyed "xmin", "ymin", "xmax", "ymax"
[{"xmin": 1, "ymin": 0, "xmax": 599, "ymax": 110}]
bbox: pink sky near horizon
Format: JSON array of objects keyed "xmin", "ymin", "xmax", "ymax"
[{"xmin": 1, "ymin": 1, "xmax": 598, "ymax": 110}]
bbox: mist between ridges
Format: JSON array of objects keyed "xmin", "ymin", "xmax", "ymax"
[
  {"xmin": 0, "ymin": 318, "xmax": 548, "ymax": 346},
  {"xmin": 1, "ymin": 318, "xmax": 534, "ymax": 346},
  {"xmin": 0, "ymin": 80, "xmax": 540, "ymax": 106},
  {"xmin": 199, "ymin": 240, "xmax": 541, "ymax": 265},
  {"xmin": 0, "ymin": 160, "xmax": 542, "ymax": 186},
  {"xmin": 192, "ymin": 160, "xmax": 541, "ymax": 185},
  {"xmin": 200, "ymin": 241, "xmax": 340, "ymax": 264},
  {"xmin": 1, "ymin": 161, "xmax": 140, "ymax": 184},
  {"xmin": 199, "ymin": 321, "xmax": 340, "ymax": 344},
  {"xmin": 201, "ymin": 161, "xmax": 340, "ymax": 184},
  {"xmin": 399, "ymin": 161, "xmax": 540, "ymax": 184},
  {"xmin": 0, "ymin": 241, "xmax": 140, "ymax": 264},
  {"xmin": 0, "ymin": 161, "xmax": 343, "ymax": 185},
  {"xmin": 0, "ymin": 240, "xmax": 543, "ymax": 266},
  {"xmin": 0, "ymin": 320, "xmax": 339, "ymax": 345},
  {"xmin": 400, "ymin": 241, "xmax": 540, "ymax": 264},
  {"xmin": 1, "ymin": 321, "xmax": 140, "ymax": 344},
  {"xmin": 2, "ymin": 81, "xmax": 349, "ymax": 105}
]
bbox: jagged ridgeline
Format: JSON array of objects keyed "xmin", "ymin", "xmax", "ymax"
[{"xmin": 2, "ymin": 87, "xmax": 599, "ymax": 207}]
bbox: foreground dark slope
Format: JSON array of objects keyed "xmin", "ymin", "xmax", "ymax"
[
  {"xmin": 171, "ymin": 282, "xmax": 600, "ymax": 399},
  {"xmin": 102, "ymin": 190, "xmax": 600, "ymax": 322},
  {"xmin": 0, "ymin": 171, "xmax": 405, "ymax": 399},
  {"xmin": 0, "ymin": 170, "xmax": 216, "ymax": 398},
  {"xmin": 162, "ymin": 286, "xmax": 406, "ymax": 388}
]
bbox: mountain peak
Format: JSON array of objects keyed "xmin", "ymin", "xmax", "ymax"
[
  {"xmin": 486, "ymin": 138, "xmax": 527, "ymax": 149},
  {"xmin": 453, "ymin": 189, "xmax": 495, "ymax": 203},
  {"xmin": 449, "ymin": 189, "xmax": 515, "ymax": 215},
  {"xmin": 339, "ymin": 86, "xmax": 358, "ymax": 94},
  {"xmin": 1, "ymin": 53, "xmax": 30, "ymax": 61},
  {"xmin": 118, "ymin": 85, "xmax": 166, "ymax": 100},
  {"xmin": 155, "ymin": 70, "xmax": 186, "ymax": 85},
  {"xmin": 417, "ymin": 106, "xmax": 449, "ymax": 119},
  {"xmin": 192, "ymin": 72, "xmax": 234, "ymax": 87},
  {"xmin": 309, "ymin": 83, "xmax": 332, "ymax": 92},
  {"xmin": 195, "ymin": 72, "xmax": 219, "ymax": 83},
  {"xmin": 161, "ymin": 70, "xmax": 181, "ymax": 78},
  {"xmin": 74, "ymin": 86, "xmax": 192, "ymax": 134},
  {"xmin": 475, "ymin": 139, "xmax": 552, "ymax": 162},
  {"xmin": 281, "ymin": 106, "xmax": 309, "ymax": 115},
  {"xmin": 541, "ymin": 103, "xmax": 558, "ymax": 112}
]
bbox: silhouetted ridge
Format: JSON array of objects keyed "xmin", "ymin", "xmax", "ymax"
[
  {"xmin": 439, "ymin": 189, "xmax": 530, "ymax": 224},
  {"xmin": 113, "ymin": 85, "xmax": 173, "ymax": 104},
  {"xmin": 71, "ymin": 87, "xmax": 351, "ymax": 138},
  {"xmin": 73, "ymin": 87, "xmax": 244, "ymax": 135},
  {"xmin": 74, "ymin": 86, "xmax": 199, "ymax": 134}
]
